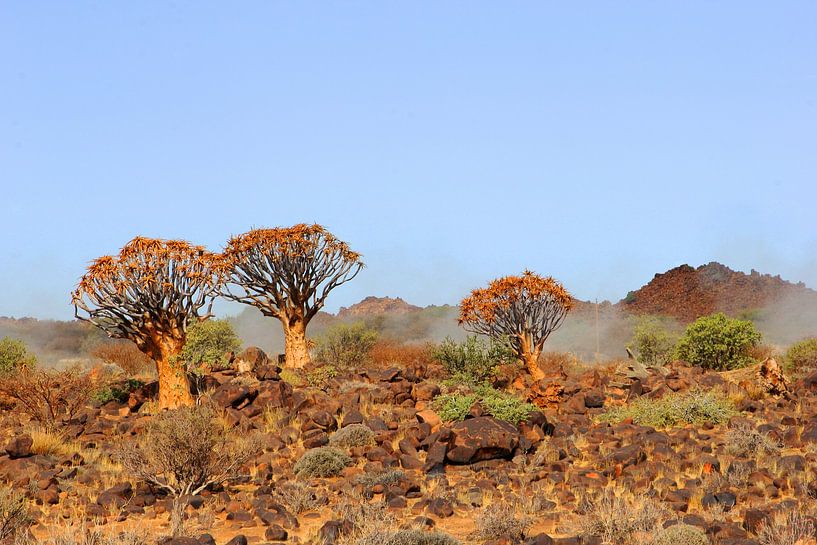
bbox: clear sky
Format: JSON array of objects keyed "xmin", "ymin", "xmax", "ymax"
[{"xmin": 2, "ymin": 2, "xmax": 816, "ymax": 320}]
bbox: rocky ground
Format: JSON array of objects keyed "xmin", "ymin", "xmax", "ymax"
[{"xmin": 2, "ymin": 348, "xmax": 817, "ymax": 545}]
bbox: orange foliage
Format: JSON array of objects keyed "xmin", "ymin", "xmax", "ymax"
[
  {"xmin": 222, "ymin": 224, "xmax": 361, "ymax": 266},
  {"xmin": 369, "ymin": 339, "xmax": 433, "ymax": 368}
]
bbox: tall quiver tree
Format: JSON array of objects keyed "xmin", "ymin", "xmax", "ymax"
[
  {"xmin": 221, "ymin": 224, "xmax": 363, "ymax": 369},
  {"xmin": 72, "ymin": 237, "xmax": 222, "ymax": 409},
  {"xmin": 459, "ymin": 270, "xmax": 574, "ymax": 382}
]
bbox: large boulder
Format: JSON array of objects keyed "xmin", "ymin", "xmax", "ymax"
[
  {"xmin": 445, "ymin": 416, "xmax": 520, "ymax": 464},
  {"xmin": 234, "ymin": 347, "xmax": 269, "ymax": 374},
  {"xmin": 5, "ymin": 434, "xmax": 33, "ymax": 459}
]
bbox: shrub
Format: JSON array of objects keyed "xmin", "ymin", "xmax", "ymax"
[
  {"xmin": 118, "ymin": 404, "xmax": 263, "ymax": 497},
  {"xmin": 652, "ymin": 524, "xmax": 709, "ymax": 545},
  {"xmin": 369, "ymin": 339, "xmax": 433, "ymax": 368},
  {"xmin": 758, "ymin": 509, "xmax": 816, "ymax": 545},
  {"xmin": 293, "ymin": 447, "xmax": 352, "ymax": 478},
  {"xmin": 180, "ymin": 319, "xmax": 241, "ymax": 370},
  {"xmin": 314, "ymin": 322, "xmax": 378, "ymax": 370},
  {"xmin": 273, "ymin": 480, "xmax": 325, "ymax": 514},
  {"xmin": 36, "ymin": 523, "xmax": 148, "ymax": 545},
  {"xmin": 725, "ymin": 424, "xmax": 781, "ymax": 458},
  {"xmin": 0, "ymin": 367, "xmax": 101, "ymax": 431},
  {"xmin": 357, "ymin": 529, "xmax": 461, "ymax": 545},
  {"xmin": 329, "ymin": 424, "xmax": 375, "ymax": 448},
  {"xmin": 93, "ymin": 379, "xmax": 144, "ymax": 405},
  {"xmin": 784, "ymin": 338, "xmax": 817, "ymax": 375},
  {"xmin": 0, "ymin": 337, "xmax": 36, "ymax": 374},
  {"xmin": 432, "ymin": 335, "xmax": 514, "ymax": 384},
  {"xmin": 675, "ymin": 313, "xmax": 761, "ymax": 370},
  {"xmin": 0, "ymin": 486, "xmax": 31, "ymax": 542},
  {"xmin": 306, "ymin": 365, "xmax": 337, "ymax": 389},
  {"xmin": 472, "ymin": 503, "xmax": 531, "ymax": 542},
  {"xmin": 628, "ymin": 316, "xmax": 679, "ymax": 367},
  {"xmin": 598, "ymin": 389, "xmax": 736, "ymax": 428},
  {"xmin": 355, "ymin": 469, "xmax": 405, "ymax": 489},
  {"xmin": 433, "ymin": 384, "xmax": 536, "ymax": 425},
  {"xmin": 91, "ymin": 341, "xmax": 153, "ymax": 376},
  {"xmin": 573, "ymin": 492, "xmax": 666, "ymax": 545}
]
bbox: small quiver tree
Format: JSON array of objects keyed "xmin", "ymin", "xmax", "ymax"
[
  {"xmin": 220, "ymin": 224, "xmax": 363, "ymax": 369},
  {"xmin": 72, "ymin": 237, "xmax": 222, "ymax": 409},
  {"xmin": 459, "ymin": 270, "xmax": 574, "ymax": 382}
]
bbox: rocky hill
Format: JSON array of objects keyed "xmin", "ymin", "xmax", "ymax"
[
  {"xmin": 337, "ymin": 296, "xmax": 421, "ymax": 318},
  {"xmin": 618, "ymin": 262, "xmax": 817, "ymax": 323}
]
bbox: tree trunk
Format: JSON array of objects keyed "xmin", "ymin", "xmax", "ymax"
[
  {"xmin": 144, "ymin": 335, "xmax": 193, "ymax": 410},
  {"xmin": 518, "ymin": 334, "xmax": 545, "ymax": 382},
  {"xmin": 283, "ymin": 318, "xmax": 310, "ymax": 369}
]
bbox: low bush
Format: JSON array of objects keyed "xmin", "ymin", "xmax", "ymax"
[
  {"xmin": 675, "ymin": 313, "xmax": 762, "ymax": 370},
  {"xmin": 573, "ymin": 492, "xmax": 666, "ymax": 545},
  {"xmin": 433, "ymin": 384, "xmax": 536, "ymax": 425},
  {"xmin": 314, "ymin": 322, "xmax": 378, "ymax": 370},
  {"xmin": 628, "ymin": 316, "xmax": 679, "ymax": 367},
  {"xmin": 118, "ymin": 404, "xmax": 263, "ymax": 497},
  {"xmin": 0, "ymin": 485, "xmax": 31, "ymax": 542},
  {"xmin": 432, "ymin": 335, "xmax": 514, "ymax": 384},
  {"xmin": 329, "ymin": 423, "xmax": 375, "ymax": 448},
  {"xmin": 357, "ymin": 529, "xmax": 461, "ymax": 545},
  {"xmin": 306, "ymin": 365, "xmax": 337, "ymax": 389},
  {"xmin": 355, "ymin": 469, "xmax": 405, "ymax": 489},
  {"xmin": 0, "ymin": 367, "xmax": 101, "ymax": 431},
  {"xmin": 652, "ymin": 524, "xmax": 709, "ymax": 545},
  {"xmin": 725, "ymin": 424, "xmax": 781, "ymax": 458},
  {"xmin": 369, "ymin": 339, "xmax": 433, "ymax": 368},
  {"xmin": 293, "ymin": 447, "xmax": 352, "ymax": 478},
  {"xmin": 784, "ymin": 338, "xmax": 817, "ymax": 376},
  {"xmin": 273, "ymin": 480, "xmax": 325, "ymax": 514},
  {"xmin": 598, "ymin": 389, "xmax": 736, "ymax": 428},
  {"xmin": 0, "ymin": 337, "xmax": 36, "ymax": 374},
  {"xmin": 91, "ymin": 341, "xmax": 152, "ymax": 376},
  {"xmin": 472, "ymin": 503, "xmax": 531, "ymax": 542},
  {"xmin": 758, "ymin": 509, "xmax": 816, "ymax": 545}
]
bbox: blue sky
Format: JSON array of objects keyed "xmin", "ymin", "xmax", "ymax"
[{"xmin": 2, "ymin": 2, "xmax": 816, "ymax": 320}]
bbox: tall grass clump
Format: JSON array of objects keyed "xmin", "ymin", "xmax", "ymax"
[{"xmin": 598, "ymin": 389, "xmax": 736, "ymax": 428}]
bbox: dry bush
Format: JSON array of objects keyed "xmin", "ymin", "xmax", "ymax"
[
  {"xmin": 356, "ymin": 529, "xmax": 460, "ymax": 545},
  {"xmin": 37, "ymin": 523, "xmax": 148, "ymax": 545},
  {"xmin": 472, "ymin": 502, "xmax": 531, "ymax": 542},
  {"xmin": 0, "ymin": 486, "xmax": 31, "ymax": 543},
  {"xmin": 293, "ymin": 447, "xmax": 352, "ymax": 479},
  {"xmin": 273, "ymin": 480, "xmax": 325, "ymax": 514},
  {"xmin": 571, "ymin": 492, "xmax": 667, "ymax": 545},
  {"xmin": 726, "ymin": 424, "xmax": 781, "ymax": 458},
  {"xmin": 652, "ymin": 524, "xmax": 709, "ymax": 545},
  {"xmin": 369, "ymin": 339, "xmax": 433, "ymax": 369},
  {"xmin": 91, "ymin": 341, "xmax": 153, "ymax": 377},
  {"xmin": 758, "ymin": 509, "xmax": 817, "ymax": 545},
  {"xmin": 0, "ymin": 367, "xmax": 100, "ymax": 431},
  {"xmin": 539, "ymin": 350, "xmax": 581, "ymax": 373},
  {"xmin": 118, "ymin": 404, "xmax": 264, "ymax": 497},
  {"xmin": 329, "ymin": 424, "xmax": 375, "ymax": 449}
]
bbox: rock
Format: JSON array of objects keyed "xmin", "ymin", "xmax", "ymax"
[
  {"xmin": 584, "ymin": 390, "xmax": 605, "ymax": 409},
  {"xmin": 318, "ymin": 520, "xmax": 354, "ymax": 544},
  {"xmin": 235, "ymin": 347, "xmax": 270, "ymax": 374},
  {"xmin": 224, "ymin": 536, "xmax": 248, "ymax": 545},
  {"xmin": 264, "ymin": 525, "xmax": 288, "ymax": 541},
  {"xmin": 5, "ymin": 435, "xmax": 33, "ymax": 459},
  {"xmin": 758, "ymin": 358, "xmax": 789, "ymax": 396},
  {"xmin": 446, "ymin": 416, "xmax": 520, "ymax": 464}
]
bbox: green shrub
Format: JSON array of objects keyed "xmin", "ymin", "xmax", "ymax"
[
  {"xmin": 180, "ymin": 319, "xmax": 241, "ymax": 370},
  {"xmin": 652, "ymin": 524, "xmax": 709, "ymax": 545},
  {"xmin": 355, "ymin": 469, "xmax": 405, "ymax": 488},
  {"xmin": 784, "ymin": 338, "xmax": 817, "ymax": 375},
  {"xmin": 93, "ymin": 379, "xmax": 144, "ymax": 404},
  {"xmin": 0, "ymin": 337, "xmax": 36, "ymax": 374},
  {"xmin": 434, "ymin": 384, "xmax": 536, "ymax": 425},
  {"xmin": 432, "ymin": 335, "xmax": 514, "ymax": 384},
  {"xmin": 628, "ymin": 316, "xmax": 679, "ymax": 366},
  {"xmin": 314, "ymin": 322, "xmax": 378, "ymax": 369},
  {"xmin": 598, "ymin": 389, "xmax": 736, "ymax": 428},
  {"xmin": 306, "ymin": 365, "xmax": 337, "ymax": 388},
  {"xmin": 293, "ymin": 447, "xmax": 352, "ymax": 478},
  {"xmin": 329, "ymin": 424, "xmax": 375, "ymax": 448},
  {"xmin": 675, "ymin": 313, "xmax": 761, "ymax": 370}
]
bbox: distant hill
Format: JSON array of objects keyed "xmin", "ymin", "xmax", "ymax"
[
  {"xmin": 618, "ymin": 262, "xmax": 817, "ymax": 323},
  {"xmin": 337, "ymin": 296, "xmax": 421, "ymax": 318}
]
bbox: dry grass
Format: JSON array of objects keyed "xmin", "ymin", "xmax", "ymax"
[
  {"xmin": 567, "ymin": 491, "xmax": 667, "ymax": 545},
  {"xmin": 369, "ymin": 339, "xmax": 433, "ymax": 369},
  {"xmin": 91, "ymin": 341, "xmax": 153, "ymax": 377},
  {"xmin": 758, "ymin": 508, "xmax": 816, "ymax": 545}
]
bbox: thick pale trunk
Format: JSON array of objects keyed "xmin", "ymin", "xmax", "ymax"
[
  {"xmin": 143, "ymin": 335, "xmax": 193, "ymax": 410},
  {"xmin": 283, "ymin": 318, "xmax": 310, "ymax": 369},
  {"xmin": 518, "ymin": 334, "xmax": 545, "ymax": 382}
]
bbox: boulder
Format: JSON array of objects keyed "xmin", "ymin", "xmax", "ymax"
[
  {"xmin": 445, "ymin": 416, "xmax": 520, "ymax": 464},
  {"xmin": 235, "ymin": 347, "xmax": 269, "ymax": 374},
  {"xmin": 5, "ymin": 435, "xmax": 33, "ymax": 459}
]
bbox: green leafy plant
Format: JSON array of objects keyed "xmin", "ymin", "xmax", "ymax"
[
  {"xmin": 598, "ymin": 389, "xmax": 736, "ymax": 428},
  {"xmin": 306, "ymin": 365, "xmax": 337, "ymax": 388},
  {"xmin": 93, "ymin": 379, "xmax": 144, "ymax": 404},
  {"xmin": 784, "ymin": 338, "xmax": 817, "ymax": 375},
  {"xmin": 432, "ymin": 335, "xmax": 514, "ymax": 384},
  {"xmin": 0, "ymin": 337, "xmax": 36, "ymax": 374},
  {"xmin": 675, "ymin": 313, "xmax": 761, "ymax": 370},
  {"xmin": 314, "ymin": 322, "xmax": 378, "ymax": 370},
  {"xmin": 628, "ymin": 316, "xmax": 679, "ymax": 366},
  {"xmin": 179, "ymin": 319, "xmax": 241, "ymax": 371},
  {"xmin": 434, "ymin": 384, "xmax": 536, "ymax": 425}
]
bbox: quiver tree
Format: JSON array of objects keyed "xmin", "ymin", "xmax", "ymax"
[
  {"xmin": 72, "ymin": 237, "xmax": 222, "ymax": 409},
  {"xmin": 221, "ymin": 224, "xmax": 363, "ymax": 369},
  {"xmin": 459, "ymin": 270, "xmax": 574, "ymax": 381}
]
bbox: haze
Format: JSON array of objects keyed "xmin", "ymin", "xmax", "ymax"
[{"xmin": 2, "ymin": 2, "xmax": 816, "ymax": 320}]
